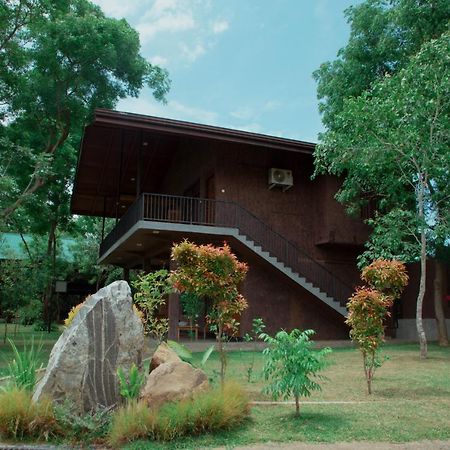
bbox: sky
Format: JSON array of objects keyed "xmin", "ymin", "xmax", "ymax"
[{"xmin": 93, "ymin": 0, "xmax": 360, "ymax": 143}]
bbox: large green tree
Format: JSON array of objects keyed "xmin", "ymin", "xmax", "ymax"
[
  {"xmin": 314, "ymin": 0, "xmax": 450, "ymax": 353},
  {"xmin": 315, "ymin": 32, "xmax": 450, "ymax": 358},
  {"xmin": 0, "ymin": 0, "xmax": 170, "ymax": 219},
  {"xmin": 0, "ymin": 0, "xmax": 170, "ymax": 329},
  {"xmin": 314, "ymin": 0, "xmax": 449, "ymax": 130}
]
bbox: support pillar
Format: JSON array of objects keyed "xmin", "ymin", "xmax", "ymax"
[
  {"xmin": 168, "ymin": 291, "xmax": 180, "ymax": 340},
  {"xmin": 122, "ymin": 267, "xmax": 130, "ymax": 284},
  {"xmin": 168, "ymin": 260, "xmax": 180, "ymax": 340}
]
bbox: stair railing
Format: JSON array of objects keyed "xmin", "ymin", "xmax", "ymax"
[{"xmin": 101, "ymin": 193, "xmax": 353, "ymax": 306}]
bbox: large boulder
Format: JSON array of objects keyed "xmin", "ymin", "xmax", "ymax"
[
  {"xmin": 140, "ymin": 361, "xmax": 209, "ymax": 409},
  {"xmin": 149, "ymin": 342, "xmax": 181, "ymax": 372},
  {"xmin": 33, "ymin": 281, "xmax": 144, "ymax": 413}
]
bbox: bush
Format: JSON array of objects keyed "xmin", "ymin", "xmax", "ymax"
[
  {"xmin": 0, "ymin": 388, "xmax": 58, "ymax": 440},
  {"xmin": 54, "ymin": 401, "xmax": 112, "ymax": 443},
  {"xmin": 261, "ymin": 329, "xmax": 331, "ymax": 416},
  {"xmin": 4, "ymin": 337, "xmax": 43, "ymax": 392},
  {"xmin": 108, "ymin": 382, "xmax": 249, "ymax": 447}
]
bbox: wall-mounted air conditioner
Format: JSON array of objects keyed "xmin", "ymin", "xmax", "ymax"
[{"xmin": 268, "ymin": 168, "xmax": 293, "ymax": 191}]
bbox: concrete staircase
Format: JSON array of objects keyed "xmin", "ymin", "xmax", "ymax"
[{"xmin": 233, "ymin": 232, "xmax": 348, "ymax": 317}]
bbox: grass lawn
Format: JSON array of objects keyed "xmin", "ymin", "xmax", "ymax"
[
  {"xmin": 0, "ymin": 324, "xmax": 62, "ymax": 377},
  {"xmin": 127, "ymin": 342, "xmax": 450, "ymax": 449},
  {"xmin": 1, "ymin": 327, "xmax": 449, "ymax": 448}
]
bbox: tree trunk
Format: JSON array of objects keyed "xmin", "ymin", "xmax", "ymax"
[
  {"xmin": 434, "ymin": 260, "xmax": 449, "ymax": 346},
  {"xmin": 416, "ymin": 179, "xmax": 428, "ymax": 358},
  {"xmin": 295, "ymin": 394, "xmax": 300, "ymax": 416},
  {"xmin": 217, "ymin": 322, "xmax": 227, "ymax": 388},
  {"xmin": 43, "ymin": 220, "xmax": 57, "ymax": 333}
]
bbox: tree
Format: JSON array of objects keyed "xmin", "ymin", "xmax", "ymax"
[
  {"xmin": 315, "ymin": 33, "xmax": 450, "ymax": 358},
  {"xmin": 260, "ymin": 329, "xmax": 331, "ymax": 416},
  {"xmin": 347, "ymin": 259, "xmax": 408, "ymax": 394},
  {"xmin": 313, "ymin": 0, "xmax": 450, "ymax": 349},
  {"xmin": 0, "ymin": 0, "xmax": 170, "ymax": 219},
  {"xmin": 170, "ymin": 240, "xmax": 248, "ymax": 386},
  {"xmin": 314, "ymin": 0, "xmax": 450, "ymax": 130},
  {"xmin": 132, "ymin": 270, "xmax": 172, "ymax": 343}
]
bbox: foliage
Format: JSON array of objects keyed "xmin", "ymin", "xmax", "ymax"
[
  {"xmin": 53, "ymin": 401, "xmax": 112, "ymax": 443},
  {"xmin": 315, "ymin": 31, "xmax": 450, "ymax": 358},
  {"xmin": 16, "ymin": 298, "xmax": 42, "ymax": 326},
  {"xmin": 0, "ymin": 0, "xmax": 170, "ymax": 219},
  {"xmin": 3, "ymin": 337, "xmax": 43, "ymax": 392},
  {"xmin": 167, "ymin": 340, "xmax": 215, "ymax": 369},
  {"xmin": 346, "ymin": 287, "xmax": 392, "ymax": 394},
  {"xmin": 180, "ymin": 291, "xmax": 202, "ymax": 327},
  {"xmin": 0, "ymin": 388, "xmax": 58, "ymax": 440},
  {"xmin": 70, "ymin": 216, "xmax": 123, "ymax": 289},
  {"xmin": 346, "ymin": 260, "xmax": 407, "ymax": 394},
  {"xmin": 261, "ymin": 329, "xmax": 331, "ymax": 416},
  {"xmin": 117, "ymin": 363, "xmax": 145, "ymax": 403},
  {"xmin": 64, "ymin": 298, "xmax": 143, "ymax": 328},
  {"xmin": 133, "ymin": 270, "xmax": 172, "ymax": 342},
  {"xmin": 64, "ymin": 302, "xmax": 84, "ymax": 328},
  {"xmin": 314, "ymin": 0, "xmax": 450, "ymax": 130},
  {"xmin": 361, "ymin": 259, "xmax": 409, "ymax": 300},
  {"xmin": 167, "ymin": 340, "xmax": 194, "ymax": 363},
  {"xmin": 243, "ymin": 317, "xmax": 266, "ymax": 382},
  {"xmin": 108, "ymin": 381, "xmax": 249, "ymax": 447},
  {"xmin": 170, "ymin": 240, "xmax": 248, "ymax": 385}
]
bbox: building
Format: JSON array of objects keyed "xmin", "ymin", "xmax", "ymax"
[{"xmin": 71, "ymin": 109, "xmax": 449, "ymax": 340}]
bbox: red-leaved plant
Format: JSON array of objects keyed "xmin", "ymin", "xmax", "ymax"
[
  {"xmin": 170, "ymin": 240, "xmax": 248, "ymax": 385},
  {"xmin": 346, "ymin": 259, "xmax": 408, "ymax": 394}
]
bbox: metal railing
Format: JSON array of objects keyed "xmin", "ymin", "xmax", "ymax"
[{"xmin": 100, "ymin": 193, "xmax": 353, "ymax": 306}]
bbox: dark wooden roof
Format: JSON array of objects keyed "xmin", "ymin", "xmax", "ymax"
[{"xmin": 71, "ymin": 109, "xmax": 316, "ymax": 217}]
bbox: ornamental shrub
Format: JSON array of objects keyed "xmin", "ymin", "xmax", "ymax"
[
  {"xmin": 170, "ymin": 241, "xmax": 248, "ymax": 385},
  {"xmin": 347, "ymin": 259, "xmax": 408, "ymax": 394},
  {"xmin": 132, "ymin": 270, "xmax": 172, "ymax": 342},
  {"xmin": 346, "ymin": 287, "xmax": 392, "ymax": 394},
  {"xmin": 108, "ymin": 382, "xmax": 249, "ymax": 447},
  {"xmin": 261, "ymin": 329, "xmax": 331, "ymax": 416},
  {"xmin": 0, "ymin": 388, "xmax": 58, "ymax": 440},
  {"xmin": 361, "ymin": 259, "xmax": 408, "ymax": 300}
]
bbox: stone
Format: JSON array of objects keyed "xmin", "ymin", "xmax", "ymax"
[
  {"xmin": 140, "ymin": 361, "xmax": 209, "ymax": 409},
  {"xmin": 149, "ymin": 341, "xmax": 181, "ymax": 372},
  {"xmin": 33, "ymin": 280, "xmax": 144, "ymax": 413}
]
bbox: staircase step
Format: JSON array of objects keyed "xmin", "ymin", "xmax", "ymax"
[{"xmin": 236, "ymin": 231, "xmax": 347, "ymax": 317}]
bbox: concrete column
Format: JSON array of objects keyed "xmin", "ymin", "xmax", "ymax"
[
  {"xmin": 122, "ymin": 267, "xmax": 130, "ymax": 283},
  {"xmin": 167, "ymin": 260, "xmax": 180, "ymax": 340},
  {"xmin": 168, "ymin": 291, "xmax": 180, "ymax": 340}
]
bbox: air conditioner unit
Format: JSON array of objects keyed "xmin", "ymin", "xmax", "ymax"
[{"xmin": 268, "ymin": 168, "xmax": 293, "ymax": 191}]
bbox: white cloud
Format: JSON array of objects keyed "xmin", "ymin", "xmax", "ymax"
[
  {"xmin": 230, "ymin": 106, "xmax": 254, "ymax": 121},
  {"xmin": 149, "ymin": 55, "xmax": 169, "ymax": 66},
  {"xmin": 230, "ymin": 100, "xmax": 281, "ymax": 121},
  {"xmin": 179, "ymin": 43, "xmax": 206, "ymax": 63},
  {"xmin": 212, "ymin": 20, "xmax": 229, "ymax": 34},
  {"xmin": 137, "ymin": 12, "xmax": 195, "ymax": 42},
  {"xmin": 93, "ymin": 0, "xmax": 142, "ymax": 18},
  {"xmin": 263, "ymin": 100, "xmax": 281, "ymax": 111},
  {"xmin": 117, "ymin": 96, "xmax": 219, "ymax": 125}
]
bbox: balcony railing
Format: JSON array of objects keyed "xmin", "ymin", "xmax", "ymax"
[{"xmin": 100, "ymin": 193, "xmax": 353, "ymax": 306}]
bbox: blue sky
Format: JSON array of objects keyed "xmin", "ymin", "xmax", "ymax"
[{"xmin": 94, "ymin": 0, "xmax": 360, "ymax": 143}]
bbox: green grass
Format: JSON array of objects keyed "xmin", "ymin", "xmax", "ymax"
[
  {"xmin": 0, "ymin": 324, "xmax": 61, "ymax": 377},
  {"xmin": 1, "ymin": 328, "xmax": 449, "ymax": 448},
  {"xmin": 123, "ymin": 343, "xmax": 450, "ymax": 449}
]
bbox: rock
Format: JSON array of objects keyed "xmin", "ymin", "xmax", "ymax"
[
  {"xmin": 140, "ymin": 361, "xmax": 209, "ymax": 409},
  {"xmin": 149, "ymin": 342, "xmax": 181, "ymax": 372},
  {"xmin": 33, "ymin": 280, "xmax": 144, "ymax": 413}
]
